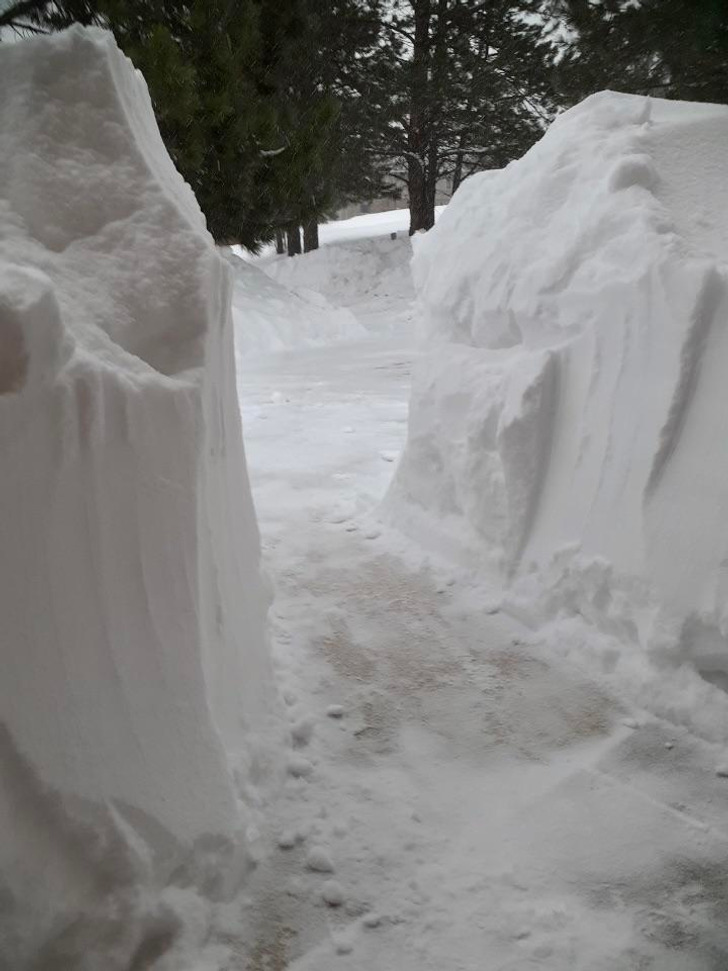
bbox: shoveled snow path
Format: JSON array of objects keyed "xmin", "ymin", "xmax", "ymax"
[{"xmin": 225, "ymin": 330, "xmax": 728, "ymax": 969}]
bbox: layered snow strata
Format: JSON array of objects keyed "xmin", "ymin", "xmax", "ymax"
[
  {"xmin": 388, "ymin": 92, "xmax": 728, "ymax": 697},
  {"xmin": 0, "ymin": 26, "xmax": 277, "ymax": 963}
]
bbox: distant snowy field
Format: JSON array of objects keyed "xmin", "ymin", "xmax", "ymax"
[{"xmin": 234, "ymin": 205, "xmax": 446, "ymax": 262}]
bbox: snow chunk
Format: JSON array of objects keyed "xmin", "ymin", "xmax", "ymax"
[
  {"xmin": 0, "ymin": 26, "xmax": 279, "ymax": 966},
  {"xmin": 287, "ymin": 755, "xmax": 315, "ymax": 778},
  {"xmin": 607, "ymin": 153, "xmax": 657, "ymax": 192},
  {"xmin": 277, "ymin": 830, "xmax": 298, "ymax": 850},
  {"xmin": 333, "ymin": 933, "xmax": 355, "ymax": 955},
  {"xmin": 305, "ymin": 847, "xmax": 335, "ymax": 873},
  {"xmin": 321, "ymin": 880, "xmax": 345, "ymax": 906},
  {"xmin": 291, "ymin": 716, "xmax": 315, "ymax": 748}
]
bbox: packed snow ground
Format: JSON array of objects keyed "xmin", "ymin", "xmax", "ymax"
[{"xmin": 178, "ymin": 226, "xmax": 728, "ymax": 971}]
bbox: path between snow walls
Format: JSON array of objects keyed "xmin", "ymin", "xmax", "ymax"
[
  {"xmin": 386, "ymin": 91, "xmax": 728, "ymax": 745},
  {"xmin": 0, "ymin": 27, "xmax": 280, "ymax": 967},
  {"xmin": 219, "ymin": 262, "xmax": 728, "ymax": 970}
]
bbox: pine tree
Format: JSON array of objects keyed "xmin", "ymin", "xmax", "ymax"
[
  {"xmin": 0, "ymin": 0, "xmax": 346, "ymax": 249},
  {"xmin": 549, "ymin": 0, "xmax": 728, "ymax": 105},
  {"xmin": 260, "ymin": 0, "xmax": 396, "ymax": 252},
  {"xmin": 360, "ymin": 0, "xmax": 556, "ymax": 235}
]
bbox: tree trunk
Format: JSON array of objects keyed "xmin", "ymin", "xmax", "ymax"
[
  {"xmin": 407, "ymin": 0, "xmax": 431, "ymax": 235},
  {"xmin": 423, "ymin": 0, "xmax": 448, "ymax": 230},
  {"xmin": 425, "ymin": 139, "xmax": 438, "ymax": 230},
  {"xmin": 275, "ymin": 229, "xmax": 285, "ymax": 255},
  {"xmin": 303, "ymin": 217, "xmax": 319, "ymax": 252},
  {"xmin": 408, "ymin": 160, "xmax": 429, "ymax": 235},
  {"xmin": 286, "ymin": 224, "xmax": 302, "ymax": 256}
]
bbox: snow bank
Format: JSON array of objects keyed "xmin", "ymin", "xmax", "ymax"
[
  {"xmin": 388, "ymin": 92, "xmax": 728, "ymax": 736},
  {"xmin": 226, "ymin": 251, "xmax": 364, "ymax": 357},
  {"xmin": 266, "ymin": 236, "xmax": 414, "ymax": 309},
  {"xmin": 0, "ymin": 26, "xmax": 278, "ymax": 965}
]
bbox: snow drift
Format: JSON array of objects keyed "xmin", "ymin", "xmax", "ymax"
[
  {"xmin": 266, "ymin": 236, "xmax": 414, "ymax": 315},
  {"xmin": 388, "ymin": 92, "xmax": 728, "ymax": 731},
  {"xmin": 227, "ymin": 251, "xmax": 364, "ymax": 357},
  {"xmin": 0, "ymin": 27, "xmax": 278, "ymax": 965}
]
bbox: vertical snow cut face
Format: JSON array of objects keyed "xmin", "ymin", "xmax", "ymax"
[
  {"xmin": 0, "ymin": 26, "xmax": 278, "ymax": 966},
  {"xmin": 388, "ymin": 92, "xmax": 728, "ymax": 735}
]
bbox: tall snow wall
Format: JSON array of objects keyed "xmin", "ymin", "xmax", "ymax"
[
  {"xmin": 0, "ymin": 27, "xmax": 278, "ymax": 965},
  {"xmin": 388, "ymin": 92, "xmax": 728, "ymax": 705}
]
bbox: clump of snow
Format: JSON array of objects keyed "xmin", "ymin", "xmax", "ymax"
[
  {"xmin": 305, "ymin": 847, "xmax": 335, "ymax": 873},
  {"xmin": 388, "ymin": 91, "xmax": 728, "ymax": 739},
  {"xmin": 287, "ymin": 754, "xmax": 315, "ymax": 778},
  {"xmin": 226, "ymin": 251, "xmax": 364, "ymax": 357},
  {"xmin": 321, "ymin": 879, "xmax": 345, "ymax": 907},
  {"xmin": 0, "ymin": 26, "xmax": 279, "ymax": 966},
  {"xmin": 277, "ymin": 830, "xmax": 298, "ymax": 850}
]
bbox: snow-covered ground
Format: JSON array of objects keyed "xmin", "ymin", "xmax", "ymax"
[{"xmin": 173, "ymin": 218, "xmax": 728, "ymax": 970}]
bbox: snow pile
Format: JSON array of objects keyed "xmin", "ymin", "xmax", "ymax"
[
  {"xmin": 266, "ymin": 236, "xmax": 414, "ymax": 311},
  {"xmin": 388, "ymin": 92, "xmax": 728, "ymax": 735},
  {"xmin": 0, "ymin": 27, "xmax": 278, "ymax": 966},
  {"xmin": 227, "ymin": 252, "xmax": 364, "ymax": 357}
]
